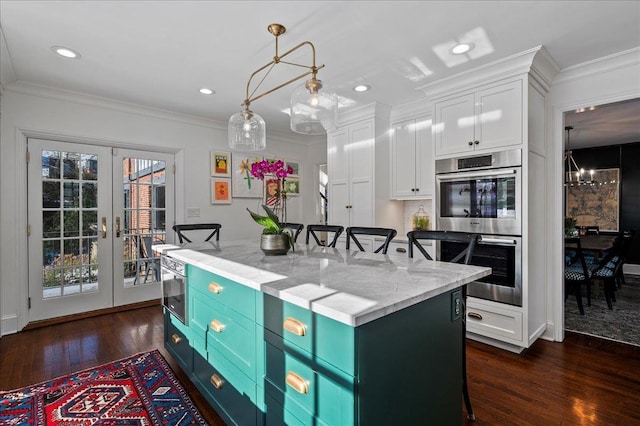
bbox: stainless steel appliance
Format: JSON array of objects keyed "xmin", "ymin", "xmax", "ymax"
[
  {"xmin": 161, "ymin": 256, "xmax": 186, "ymax": 324},
  {"xmin": 435, "ymin": 149, "xmax": 521, "ymax": 236},
  {"xmin": 436, "ymin": 149, "xmax": 523, "ymax": 306},
  {"xmin": 441, "ymin": 235, "xmax": 522, "ymax": 306}
]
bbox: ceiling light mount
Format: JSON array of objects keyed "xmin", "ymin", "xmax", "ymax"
[{"xmin": 228, "ymin": 23, "xmax": 337, "ymax": 151}]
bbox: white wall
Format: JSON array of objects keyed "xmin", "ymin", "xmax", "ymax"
[
  {"xmin": 0, "ymin": 82, "xmax": 326, "ymax": 335},
  {"xmin": 545, "ymin": 47, "xmax": 640, "ymax": 342}
]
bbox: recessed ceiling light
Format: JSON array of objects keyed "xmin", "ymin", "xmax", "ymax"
[
  {"xmin": 353, "ymin": 85, "xmax": 371, "ymax": 92},
  {"xmin": 199, "ymin": 88, "xmax": 215, "ymax": 95},
  {"xmin": 51, "ymin": 46, "xmax": 81, "ymax": 59},
  {"xmin": 450, "ymin": 42, "xmax": 474, "ymax": 55}
]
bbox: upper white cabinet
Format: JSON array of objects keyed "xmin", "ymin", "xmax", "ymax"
[
  {"xmin": 328, "ymin": 119, "xmax": 375, "ymax": 227},
  {"xmin": 391, "ymin": 115, "xmax": 433, "ymax": 198},
  {"xmin": 434, "ymin": 79, "xmax": 523, "ymax": 157},
  {"xmin": 327, "ymin": 103, "xmax": 403, "ymax": 233}
]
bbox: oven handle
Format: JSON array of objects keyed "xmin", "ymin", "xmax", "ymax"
[
  {"xmin": 479, "ymin": 237, "xmax": 518, "ymax": 245},
  {"xmin": 436, "ymin": 168, "xmax": 518, "ymax": 181}
]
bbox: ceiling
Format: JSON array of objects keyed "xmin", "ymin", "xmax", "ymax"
[{"xmin": 1, "ymin": 1, "xmax": 639, "ymax": 148}]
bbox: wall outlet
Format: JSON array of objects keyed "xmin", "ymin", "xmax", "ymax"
[
  {"xmin": 451, "ymin": 290, "xmax": 461, "ymax": 322},
  {"xmin": 187, "ymin": 208, "xmax": 200, "ymax": 218}
]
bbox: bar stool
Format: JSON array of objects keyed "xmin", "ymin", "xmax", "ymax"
[
  {"xmin": 172, "ymin": 223, "xmax": 221, "ymax": 243},
  {"xmin": 305, "ymin": 225, "xmax": 344, "ymax": 248},
  {"xmin": 345, "ymin": 226, "xmax": 397, "ymax": 254}
]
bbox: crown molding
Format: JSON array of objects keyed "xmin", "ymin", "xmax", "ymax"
[
  {"xmin": 390, "ymin": 97, "xmax": 432, "ymax": 122},
  {"xmin": 417, "ymin": 45, "xmax": 549, "ymax": 100},
  {"xmin": 4, "ymin": 80, "xmax": 227, "ymax": 130},
  {"xmin": 553, "ymin": 46, "xmax": 640, "ymax": 85}
]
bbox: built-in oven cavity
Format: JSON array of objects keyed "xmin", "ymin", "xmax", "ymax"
[
  {"xmin": 441, "ymin": 236, "xmax": 522, "ymax": 307},
  {"xmin": 161, "ymin": 256, "xmax": 187, "ymax": 324},
  {"xmin": 439, "ymin": 176, "xmax": 516, "ymax": 219}
]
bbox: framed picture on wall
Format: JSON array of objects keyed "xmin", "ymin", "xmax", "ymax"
[
  {"xmin": 565, "ymin": 168, "xmax": 620, "ymax": 232},
  {"xmin": 286, "ymin": 160, "xmax": 299, "ymax": 176},
  {"xmin": 264, "ymin": 176, "xmax": 281, "ymax": 208},
  {"xmin": 211, "ymin": 178, "xmax": 232, "ymax": 204},
  {"xmin": 232, "ymin": 154, "xmax": 263, "ymax": 198},
  {"xmin": 211, "ymin": 151, "xmax": 231, "ymax": 177},
  {"xmin": 284, "ymin": 177, "xmax": 300, "ymax": 196}
]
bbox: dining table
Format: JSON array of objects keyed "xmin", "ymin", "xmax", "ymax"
[{"xmin": 579, "ymin": 234, "xmax": 618, "ymax": 262}]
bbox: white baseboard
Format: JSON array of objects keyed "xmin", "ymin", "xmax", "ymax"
[
  {"xmin": 625, "ymin": 263, "xmax": 640, "ymax": 275},
  {"xmin": 1, "ymin": 314, "xmax": 18, "ymax": 336}
]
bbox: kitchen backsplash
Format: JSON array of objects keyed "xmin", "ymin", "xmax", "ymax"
[{"xmin": 402, "ymin": 200, "xmax": 433, "ymax": 237}]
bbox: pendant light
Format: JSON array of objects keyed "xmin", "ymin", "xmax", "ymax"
[
  {"xmin": 564, "ymin": 125, "xmax": 596, "ymax": 186},
  {"xmin": 228, "ymin": 23, "xmax": 337, "ymax": 151}
]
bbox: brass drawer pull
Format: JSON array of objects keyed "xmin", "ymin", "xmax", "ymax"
[
  {"xmin": 468, "ymin": 312, "xmax": 483, "ymax": 320},
  {"xmin": 210, "ymin": 319, "xmax": 225, "ymax": 333},
  {"xmin": 395, "ymin": 247, "xmax": 407, "ymax": 253},
  {"xmin": 285, "ymin": 371, "xmax": 308, "ymax": 394},
  {"xmin": 171, "ymin": 333, "xmax": 182, "ymax": 344},
  {"xmin": 210, "ymin": 373, "xmax": 224, "ymax": 389},
  {"xmin": 208, "ymin": 282, "xmax": 223, "ymax": 294},
  {"xmin": 283, "ymin": 317, "xmax": 306, "ymax": 336}
]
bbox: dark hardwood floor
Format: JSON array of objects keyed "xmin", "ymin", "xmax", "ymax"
[{"xmin": 1, "ymin": 305, "xmax": 639, "ymax": 425}]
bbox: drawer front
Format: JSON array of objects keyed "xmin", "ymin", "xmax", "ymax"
[
  {"xmin": 265, "ymin": 392, "xmax": 331, "ymax": 426},
  {"xmin": 466, "ymin": 298, "xmax": 523, "ymax": 344},
  {"xmin": 263, "ymin": 294, "xmax": 355, "ymax": 374},
  {"xmin": 204, "ymin": 298, "xmax": 257, "ymax": 380},
  {"xmin": 193, "ymin": 350, "xmax": 256, "ymax": 426},
  {"xmin": 264, "ymin": 342, "xmax": 354, "ymax": 426},
  {"xmin": 165, "ymin": 313, "xmax": 192, "ymax": 372},
  {"xmin": 188, "ymin": 265, "xmax": 256, "ymax": 320}
]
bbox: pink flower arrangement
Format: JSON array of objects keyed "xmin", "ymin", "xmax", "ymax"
[{"xmin": 250, "ymin": 159, "xmax": 294, "ymax": 181}]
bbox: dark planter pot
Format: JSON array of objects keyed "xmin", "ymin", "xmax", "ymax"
[{"xmin": 260, "ymin": 234, "xmax": 290, "ymax": 255}]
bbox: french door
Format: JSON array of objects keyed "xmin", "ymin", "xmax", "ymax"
[{"xmin": 27, "ymin": 139, "xmax": 174, "ymax": 322}]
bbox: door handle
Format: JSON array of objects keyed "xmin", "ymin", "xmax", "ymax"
[
  {"xmin": 115, "ymin": 217, "xmax": 121, "ymax": 238},
  {"xmin": 101, "ymin": 217, "xmax": 107, "ymax": 238}
]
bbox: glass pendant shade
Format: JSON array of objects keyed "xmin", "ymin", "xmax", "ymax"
[
  {"xmin": 228, "ymin": 109, "xmax": 266, "ymax": 151},
  {"xmin": 290, "ymin": 79, "xmax": 337, "ymax": 135}
]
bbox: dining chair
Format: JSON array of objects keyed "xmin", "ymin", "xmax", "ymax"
[
  {"xmin": 564, "ymin": 237, "xmax": 592, "ymax": 315},
  {"xmin": 280, "ymin": 222, "xmax": 304, "ymax": 242},
  {"xmin": 172, "ymin": 223, "xmax": 221, "ymax": 243},
  {"xmin": 305, "ymin": 224, "xmax": 344, "ymax": 248},
  {"xmin": 406, "ymin": 230, "xmax": 480, "ymax": 421},
  {"xmin": 585, "ymin": 225, "xmax": 600, "ymax": 235},
  {"xmin": 345, "ymin": 226, "xmax": 397, "ymax": 254},
  {"xmin": 589, "ymin": 235, "xmax": 625, "ymax": 310},
  {"xmin": 616, "ymin": 230, "xmax": 636, "ymax": 288}
]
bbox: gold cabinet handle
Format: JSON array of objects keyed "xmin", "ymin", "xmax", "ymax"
[
  {"xmin": 101, "ymin": 216, "xmax": 107, "ymax": 238},
  {"xmin": 210, "ymin": 319, "xmax": 225, "ymax": 333},
  {"xmin": 208, "ymin": 282, "xmax": 223, "ymax": 294},
  {"xmin": 283, "ymin": 317, "xmax": 306, "ymax": 336},
  {"xmin": 285, "ymin": 371, "xmax": 308, "ymax": 394},
  {"xmin": 210, "ymin": 373, "xmax": 224, "ymax": 389},
  {"xmin": 171, "ymin": 333, "xmax": 182, "ymax": 344},
  {"xmin": 468, "ymin": 312, "xmax": 483, "ymax": 320},
  {"xmin": 115, "ymin": 216, "xmax": 121, "ymax": 238},
  {"xmin": 396, "ymin": 247, "xmax": 407, "ymax": 253}
]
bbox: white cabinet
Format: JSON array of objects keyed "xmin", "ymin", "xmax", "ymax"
[
  {"xmin": 391, "ymin": 116, "xmax": 433, "ymax": 198},
  {"xmin": 328, "ymin": 120, "xmax": 375, "ymax": 228},
  {"xmin": 434, "ymin": 80, "xmax": 522, "ymax": 157}
]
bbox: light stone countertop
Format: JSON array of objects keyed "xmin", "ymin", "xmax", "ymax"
[{"xmin": 155, "ymin": 240, "xmax": 490, "ymax": 327}]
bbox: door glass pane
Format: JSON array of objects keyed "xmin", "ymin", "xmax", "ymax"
[
  {"xmin": 40, "ymin": 149, "xmax": 100, "ymax": 299},
  {"xmin": 122, "ymin": 158, "xmax": 166, "ymax": 287}
]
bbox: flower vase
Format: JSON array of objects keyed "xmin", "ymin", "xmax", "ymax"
[{"xmin": 260, "ymin": 234, "xmax": 290, "ymax": 255}]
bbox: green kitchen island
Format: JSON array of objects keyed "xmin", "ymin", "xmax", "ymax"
[{"xmin": 157, "ymin": 240, "xmax": 490, "ymax": 426}]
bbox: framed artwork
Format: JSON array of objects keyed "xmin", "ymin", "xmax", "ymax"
[
  {"xmin": 232, "ymin": 154, "xmax": 263, "ymax": 198},
  {"xmin": 286, "ymin": 160, "xmax": 299, "ymax": 176},
  {"xmin": 284, "ymin": 177, "xmax": 300, "ymax": 196},
  {"xmin": 211, "ymin": 151, "xmax": 231, "ymax": 177},
  {"xmin": 211, "ymin": 178, "xmax": 231, "ymax": 204},
  {"xmin": 264, "ymin": 177, "xmax": 282, "ymax": 208},
  {"xmin": 565, "ymin": 168, "xmax": 619, "ymax": 232}
]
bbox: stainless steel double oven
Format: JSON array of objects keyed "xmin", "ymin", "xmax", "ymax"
[{"xmin": 436, "ymin": 149, "xmax": 522, "ymax": 306}]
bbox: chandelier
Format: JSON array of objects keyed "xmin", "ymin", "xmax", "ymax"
[
  {"xmin": 564, "ymin": 125, "xmax": 596, "ymax": 186},
  {"xmin": 228, "ymin": 23, "xmax": 338, "ymax": 151}
]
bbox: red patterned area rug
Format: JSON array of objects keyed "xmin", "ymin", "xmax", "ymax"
[{"xmin": 0, "ymin": 350, "xmax": 206, "ymax": 425}]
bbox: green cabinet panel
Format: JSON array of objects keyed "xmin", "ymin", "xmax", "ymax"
[
  {"xmin": 193, "ymin": 349, "xmax": 257, "ymax": 426},
  {"xmin": 264, "ymin": 392, "xmax": 328, "ymax": 426},
  {"xmin": 164, "ymin": 310, "xmax": 192, "ymax": 373},
  {"xmin": 355, "ymin": 290, "xmax": 462, "ymax": 426},
  {"xmin": 264, "ymin": 341, "xmax": 354, "ymax": 426},
  {"xmin": 263, "ymin": 294, "xmax": 355, "ymax": 375},
  {"xmin": 188, "ymin": 264, "xmax": 257, "ymax": 320}
]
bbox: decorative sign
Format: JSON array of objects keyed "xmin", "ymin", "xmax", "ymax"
[
  {"xmin": 211, "ymin": 178, "xmax": 231, "ymax": 204},
  {"xmin": 211, "ymin": 151, "xmax": 231, "ymax": 177}
]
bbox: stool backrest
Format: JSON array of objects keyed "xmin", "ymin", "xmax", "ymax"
[
  {"xmin": 172, "ymin": 223, "xmax": 221, "ymax": 243},
  {"xmin": 407, "ymin": 230, "xmax": 479, "ymax": 264},
  {"xmin": 346, "ymin": 226, "xmax": 397, "ymax": 254},
  {"xmin": 305, "ymin": 225, "xmax": 344, "ymax": 248}
]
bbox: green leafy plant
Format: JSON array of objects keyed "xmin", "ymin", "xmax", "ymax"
[{"xmin": 247, "ymin": 205, "xmax": 295, "ymax": 251}]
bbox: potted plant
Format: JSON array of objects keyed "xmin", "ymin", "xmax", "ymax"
[{"xmin": 247, "ymin": 205, "xmax": 295, "ymax": 255}]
